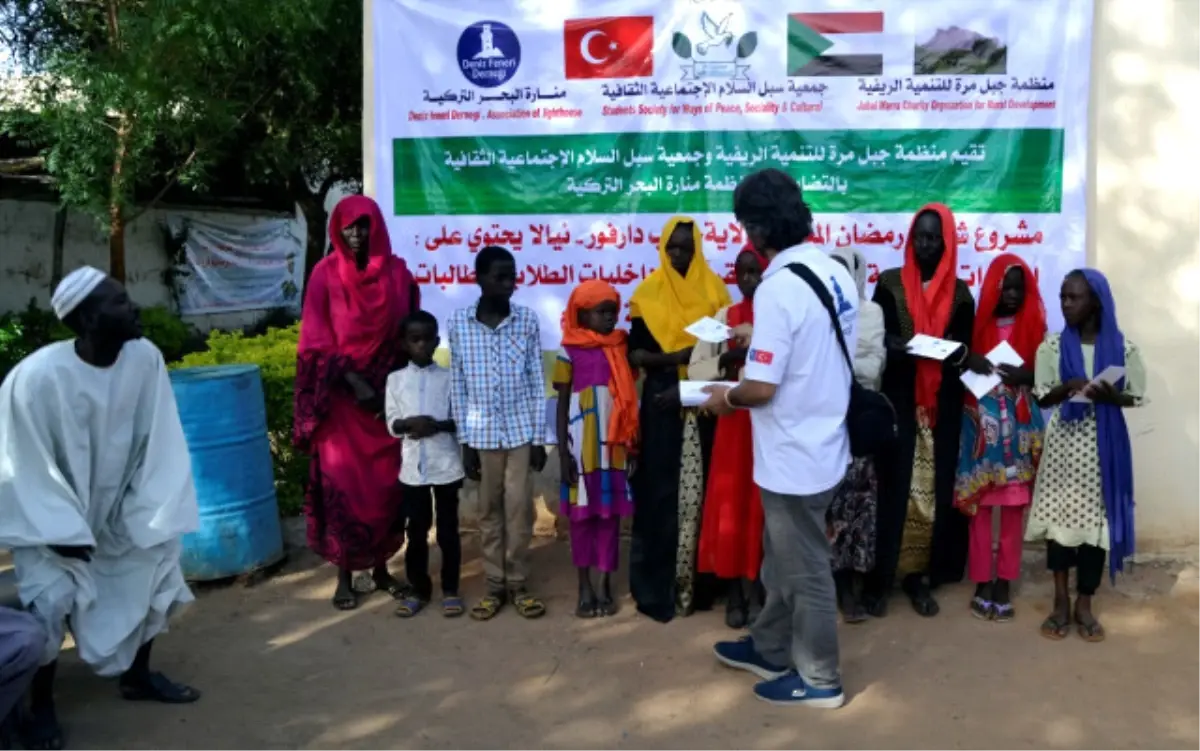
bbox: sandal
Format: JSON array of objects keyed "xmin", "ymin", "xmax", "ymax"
[
  {"xmin": 470, "ymin": 593, "xmax": 505, "ymax": 621},
  {"xmin": 970, "ymin": 596, "xmax": 993, "ymax": 620},
  {"xmin": 903, "ymin": 575, "xmax": 940, "ymax": 618},
  {"xmin": 992, "ymin": 602, "xmax": 1015, "ymax": 623},
  {"xmin": 1040, "ymin": 611, "xmax": 1070, "ymax": 641},
  {"xmin": 375, "ymin": 577, "xmax": 411, "ymax": 601},
  {"xmin": 511, "ymin": 590, "xmax": 547, "ymax": 619},
  {"xmin": 332, "ymin": 589, "xmax": 358, "ymax": 611},
  {"xmin": 119, "ymin": 672, "xmax": 202, "ymax": 704},
  {"xmin": 1074, "ymin": 612, "xmax": 1106, "ymax": 643},
  {"xmin": 442, "ymin": 596, "xmax": 465, "ymax": 618},
  {"xmin": 394, "ymin": 595, "xmax": 427, "ymax": 618}
]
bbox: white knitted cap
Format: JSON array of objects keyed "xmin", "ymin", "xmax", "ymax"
[{"xmin": 51, "ymin": 266, "xmax": 107, "ymax": 320}]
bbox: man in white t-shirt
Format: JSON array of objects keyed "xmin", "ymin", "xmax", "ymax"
[{"xmin": 702, "ymin": 169, "xmax": 857, "ymax": 709}]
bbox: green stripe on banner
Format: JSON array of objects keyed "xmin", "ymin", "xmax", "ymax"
[{"xmin": 393, "ymin": 128, "xmax": 1064, "ymax": 216}]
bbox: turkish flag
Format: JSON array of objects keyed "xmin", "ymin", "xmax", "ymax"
[{"xmin": 564, "ymin": 16, "xmax": 654, "ymax": 79}]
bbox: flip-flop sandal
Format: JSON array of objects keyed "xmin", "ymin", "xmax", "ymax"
[
  {"xmin": 1075, "ymin": 614, "xmax": 1106, "ymax": 643},
  {"xmin": 512, "ymin": 591, "xmax": 547, "ymax": 619},
  {"xmin": 395, "ymin": 595, "xmax": 427, "ymax": 618},
  {"xmin": 1040, "ymin": 612, "xmax": 1070, "ymax": 640},
  {"xmin": 332, "ymin": 590, "xmax": 358, "ymax": 611},
  {"xmin": 442, "ymin": 596, "xmax": 465, "ymax": 618},
  {"xmin": 120, "ymin": 672, "xmax": 202, "ymax": 704},
  {"xmin": 992, "ymin": 603, "xmax": 1015, "ymax": 623},
  {"xmin": 470, "ymin": 594, "xmax": 505, "ymax": 621},
  {"xmin": 970, "ymin": 596, "xmax": 993, "ymax": 620}
]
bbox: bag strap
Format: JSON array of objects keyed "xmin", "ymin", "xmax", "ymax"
[{"xmin": 785, "ymin": 262, "xmax": 854, "ymax": 377}]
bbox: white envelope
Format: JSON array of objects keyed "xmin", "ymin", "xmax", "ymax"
[
  {"xmin": 1069, "ymin": 365, "xmax": 1126, "ymax": 403},
  {"xmin": 684, "ymin": 316, "xmax": 733, "ymax": 344},
  {"xmin": 679, "ymin": 380, "xmax": 737, "ymax": 407},
  {"xmin": 906, "ymin": 334, "xmax": 962, "ymax": 361}
]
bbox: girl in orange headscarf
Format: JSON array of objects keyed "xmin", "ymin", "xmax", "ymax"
[
  {"xmin": 553, "ymin": 280, "xmax": 639, "ymax": 618},
  {"xmin": 954, "ymin": 254, "xmax": 1047, "ymax": 622},
  {"xmin": 865, "ymin": 203, "xmax": 977, "ymax": 619}
]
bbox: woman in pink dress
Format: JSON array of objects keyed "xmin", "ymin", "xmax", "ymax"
[{"xmin": 293, "ymin": 195, "xmax": 420, "ymax": 610}]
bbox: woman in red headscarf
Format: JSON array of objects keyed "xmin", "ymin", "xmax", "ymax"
[
  {"xmin": 954, "ymin": 254, "xmax": 1046, "ymax": 622},
  {"xmin": 864, "ymin": 204, "xmax": 979, "ymax": 619},
  {"xmin": 691, "ymin": 246, "xmax": 767, "ymax": 629},
  {"xmin": 293, "ymin": 195, "xmax": 420, "ymax": 610}
]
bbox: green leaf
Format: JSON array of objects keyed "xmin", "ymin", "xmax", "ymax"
[
  {"xmin": 672, "ymin": 32, "xmax": 692, "ymax": 60},
  {"xmin": 737, "ymin": 32, "xmax": 758, "ymax": 59}
]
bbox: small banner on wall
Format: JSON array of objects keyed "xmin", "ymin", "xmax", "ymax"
[{"xmin": 166, "ymin": 215, "xmax": 305, "ymax": 315}]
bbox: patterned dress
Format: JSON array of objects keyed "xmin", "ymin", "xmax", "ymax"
[{"xmin": 1025, "ymin": 335, "xmax": 1146, "ymax": 549}]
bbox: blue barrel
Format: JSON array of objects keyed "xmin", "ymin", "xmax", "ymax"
[{"xmin": 169, "ymin": 364, "xmax": 285, "ymax": 581}]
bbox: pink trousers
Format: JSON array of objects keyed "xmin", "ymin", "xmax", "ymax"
[{"xmin": 968, "ymin": 506, "xmax": 1024, "ymax": 583}]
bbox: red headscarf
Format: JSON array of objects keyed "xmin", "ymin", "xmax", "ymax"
[
  {"xmin": 727, "ymin": 244, "xmax": 768, "ymax": 329},
  {"xmin": 972, "ymin": 253, "xmax": 1046, "ymax": 368},
  {"xmin": 326, "ymin": 195, "xmax": 407, "ymax": 362},
  {"xmin": 561, "ymin": 281, "xmax": 639, "ymax": 449},
  {"xmin": 901, "ymin": 202, "xmax": 959, "ymax": 425}
]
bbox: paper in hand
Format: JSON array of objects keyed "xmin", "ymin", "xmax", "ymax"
[
  {"xmin": 906, "ymin": 334, "xmax": 962, "ymax": 361},
  {"xmin": 685, "ymin": 316, "xmax": 733, "ymax": 344},
  {"xmin": 679, "ymin": 380, "xmax": 737, "ymax": 407},
  {"xmin": 1069, "ymin": 365, "xmax": 1126, "ymax": 403},
  {"xmin": 958, "ymin": 341, "xmax": 1026, "ymax": 400}
]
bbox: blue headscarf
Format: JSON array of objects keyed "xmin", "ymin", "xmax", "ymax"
[{"xmin": 1058, "ymin": 269, "xmax": 1134, "ymax": 581}]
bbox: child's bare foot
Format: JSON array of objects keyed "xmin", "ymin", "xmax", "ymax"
[{"xmin": 1073, "ymin": 596, "xmax": 1105, "ymax": 642}]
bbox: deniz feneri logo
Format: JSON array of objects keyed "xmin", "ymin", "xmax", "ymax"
[
  {"xmin": 456, "ymin": 20, "xmax": 521, "ymax": 88},
  {"xmin": 672, "ymin": 11, "xmax": 757, "ymax": 80}
]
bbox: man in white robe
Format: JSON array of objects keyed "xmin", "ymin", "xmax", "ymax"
[{"xmin": 0, "ymin": 267, "xmax": 200, "ymax": 749}]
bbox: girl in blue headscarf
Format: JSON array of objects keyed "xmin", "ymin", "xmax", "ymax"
[{"xmin": 1025, "ymin": 269, "xmax": 1144, "ymax": 642}]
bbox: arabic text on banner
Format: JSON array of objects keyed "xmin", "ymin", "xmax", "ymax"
[{"xmin": 373, "ymin": 0, "xmax": 1092, "ymax": 347}]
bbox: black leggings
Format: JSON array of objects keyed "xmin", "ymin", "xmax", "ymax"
[
  {"xmin": 402, "ymin": 483, "xmax": 462, "ymax": 599},
  {"xmin": 1046, "ymin": 541, "xmax": 1106, "ymax": 596}
]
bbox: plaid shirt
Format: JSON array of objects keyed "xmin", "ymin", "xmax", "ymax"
[{"xmin": 448, "ymin": 302, "xmax": 545, "ymax": 450}]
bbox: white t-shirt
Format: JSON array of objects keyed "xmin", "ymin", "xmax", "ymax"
[
  {"xmin": 385, "ymin": 363, "xmax": 465, "ymax": 487},
  {"xmin": 742, "ymin": 245, "xmax": 859, "ymax": 496}
]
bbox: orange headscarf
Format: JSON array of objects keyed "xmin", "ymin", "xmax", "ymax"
[
  {"xmin": 901, "ymin": 202, "xmax": 959, "ymax": 425},
  {"xmin": 561, "ymin": 281, "xmax": 640, "ymax": 449}
]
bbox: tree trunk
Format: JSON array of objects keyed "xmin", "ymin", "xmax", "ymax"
[
  {"xmin": 109, "ymin": 118, "xmax": 131, "ymax": 282},
  {"xmin": 298, "ymin": 192, "xmax": 328, "ymax": 290}
]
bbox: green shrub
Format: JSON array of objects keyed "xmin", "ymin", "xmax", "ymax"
[
  {"xmin": 0, "ymin": 300, "xmax": 73, "ymax": 382},
  {"xmin": 174, "ymin": 324, "xmax": 306, "ymax": 515},
  {"xmin": 140, "ymin": 306, "xmax": 194, "ymax": 362}
]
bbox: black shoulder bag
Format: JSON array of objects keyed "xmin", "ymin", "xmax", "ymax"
[{"xmin": 786, "ymin": 263, "xmax": 897, "ymax": 457}]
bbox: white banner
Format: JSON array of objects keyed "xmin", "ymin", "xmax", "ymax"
[
  {"xmin": 168, "ymin": 215, "xmax": 305, "ymax": 315},
  {"xmin": 372, "ymin": 0, "xmax": 1092, "ymax": 346}
]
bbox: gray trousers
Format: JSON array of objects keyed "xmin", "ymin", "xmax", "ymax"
[
  {"xmin": 0, "ymin": 608, "xmax": 44, "ymax": 719},
  {"xmin": 750, "ymin": 485, "xmax": 842, "ymax": 690}
]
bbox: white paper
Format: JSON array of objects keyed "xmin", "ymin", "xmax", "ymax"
[
  {"xmin": 1069, "ymin": 365, "xmax": 1126, "ymax": 403},
  {"xmin": 679, "ymin": 380, "xmax": 737, "ymax": 407},
  {"xmin": 906, "ymin": 334, "xmax": 962, "ymax": 361},
  {"xmin": 958, "ymin": 341, "xmax": 1027, "ymax": 400},
  {"xmin": 684, "ymin": 316, "xmax": 733, "ymax": 344}
]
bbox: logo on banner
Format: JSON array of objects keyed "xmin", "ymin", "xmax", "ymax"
[
  {"xmin": 456, "ymin": 20, "xmax": 521, "ymax": 88},
  {"xmin": 672, "ymin": 11, "xmax": 757, "ymax": 80},
  {"xmin": 563, "ymin": 16, "xmax": 654, "ymax": 79},
  {"xmin": 787, "ymin": 11, "xmax": 884, "ymax": 77}
]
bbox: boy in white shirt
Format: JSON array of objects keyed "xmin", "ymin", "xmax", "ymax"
[{"xmin": 385, "ymin": 311, "xmax": 466, "ymax": 618}]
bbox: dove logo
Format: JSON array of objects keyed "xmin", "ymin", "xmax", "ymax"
[{"xmin": 671, "ymin": 11, "xmax": 758, "ymax": 81}]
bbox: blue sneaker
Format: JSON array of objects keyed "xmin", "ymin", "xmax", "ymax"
[
  {"xmin": 753, "ymin": 672, "xmax": 845, "ymax": 709},
  {"xmin": 712, "ymin": 637, "xmax": 789, "ymax": 680}
]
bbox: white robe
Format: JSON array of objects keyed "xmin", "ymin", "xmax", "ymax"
[{"xmin": 0, "ymin": 339, "xmax": 198, "ymax": 676}]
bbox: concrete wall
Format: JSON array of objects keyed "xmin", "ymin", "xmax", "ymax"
[
  {"xmin": 1091, "ymin": 0, "xmax": 1199, "ymax": 552},
  {"xmin": 0, "ymin": 198, "xmax": 304, "ymax": 331}
]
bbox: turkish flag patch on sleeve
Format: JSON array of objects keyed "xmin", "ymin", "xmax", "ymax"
[
  {"xmin": 564, "ymin": 17, "xmax": 654, "ymax": 79},
  {"xmin": 748, "ymin": 349, "xmax": 774, "ymax": 365}
]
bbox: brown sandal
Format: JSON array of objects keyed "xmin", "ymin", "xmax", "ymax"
[
  {"xmin": 1040, "ymin": 612, "xmax": 1070, "ymax": 640},
  {"xmin": 1074, "ymin": 613, "xmax": 1106, "ymax": 642},
  {"xmin": 470, "ymin": 594, "xmax": 505, "ymax": 621}
]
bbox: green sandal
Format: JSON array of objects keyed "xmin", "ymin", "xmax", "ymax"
[
  {"xmin": 470, "ymin": 594, "xmax": 505, "ymax": 621},
  {"xmin": 511, "ymin": 590, "xmax": 547, "ymax": 619}
]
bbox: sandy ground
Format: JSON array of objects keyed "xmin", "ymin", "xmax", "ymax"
[{"xmin": 40, "ymin": 529, "xmax": 1199, "ymax": 751}]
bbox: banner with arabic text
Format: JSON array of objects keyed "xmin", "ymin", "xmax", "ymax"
[
  {"xmin": 373, "ymin": 0, "xmax": 1091, "ymax": 346},
  {"xmin": 167, "ymin": 215, "xmax": 305, "ymax": 316}
]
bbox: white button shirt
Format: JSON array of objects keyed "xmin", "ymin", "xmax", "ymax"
[{"xmin": 385, "ymin": 363, "xmax": 465, "ymax": 487}]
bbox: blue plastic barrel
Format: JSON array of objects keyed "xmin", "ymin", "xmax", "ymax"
[{"xmin": 169, "ymin": 364, "xmax": 285, "ymax": 581}]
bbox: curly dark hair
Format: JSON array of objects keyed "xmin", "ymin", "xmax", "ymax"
[
  {"xmin": 732, "ymin": 168, "xmax": 814, "ymax": 252},
  {"xmin": 475, "ymin": 245, "xmax": 514, "ymax": 277}
]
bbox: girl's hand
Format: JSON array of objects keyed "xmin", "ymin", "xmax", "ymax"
[
  {"xmin": 885, "ymin": 334, "xmax": 909, "ymax": 355},
  {"xmin": 560, "ymin": 452, "xmax": 579, "ymax": 487},
  {"xmin": 1064, "ymin": 377, "xmax": 1090, "ymax": 396},
  {"xmin": 997, "ymin": 364, "xmax": 1034, "ymax": 387},
  {"xmin": 407, "ymin": 416, "xmax": 437, "ymax": 439},
  {"xmin": 731, "ymin": 323, "xmax": 753, "ymax": 347},
  {"xmin": 672, "ymin": 347, "xmax": 694, "ymax": 366},
  {"xmin": 629, "ymin": 349, "xmax": 648, "ymax": 369},
  {"xmin": 1085, "ymin": 380, "xmax": 1122, "ymax": 405},
  {"xmin": 964, "ymin": 352, "xmax": 994, "ymax": 376},
  {"xmin": 718, "ymin": 348, "xmax": 747, "ymax": 372}
]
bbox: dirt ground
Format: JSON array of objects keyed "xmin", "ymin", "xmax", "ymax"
[{"xmin": 42, "ymin": 530, "xmax": 1199, "ymax": 751}]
